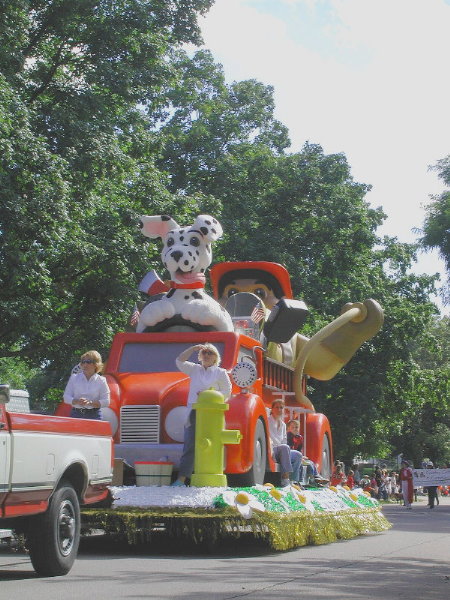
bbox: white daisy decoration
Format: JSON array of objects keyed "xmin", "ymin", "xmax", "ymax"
[{"xmin": 222, "ymin": 490, "xmax": 265, "ymax": 519}]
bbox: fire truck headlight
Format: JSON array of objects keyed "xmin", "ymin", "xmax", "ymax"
[{"xmin": 165, "ymin": 407, "xmax": 187, "ymax": 442}]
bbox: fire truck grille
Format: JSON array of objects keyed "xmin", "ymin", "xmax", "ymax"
[{"xmin": 120, "ymin": 405, "xmax": 160, "ymax": 444}]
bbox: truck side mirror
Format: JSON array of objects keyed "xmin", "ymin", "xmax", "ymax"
[
  {"xmin": 263, "ymin": 299, "xmax": 309, "ymax": 343},
  {"xmin": 0, "ymin": 384, "xmax": 10, "ymax": 404}
]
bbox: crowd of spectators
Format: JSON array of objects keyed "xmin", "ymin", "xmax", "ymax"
[
  {"xmin": 330, "ymin": 460, "xmax": 402, "ymax": 501},
  {"xmin": 330, "ymin": 459, "xmax": 450, "ymax": 503}
]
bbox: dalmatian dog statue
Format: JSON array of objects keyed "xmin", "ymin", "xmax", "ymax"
[{"xmin": 136, "ymin": 214, "xmax": 234, "ymax": 333}]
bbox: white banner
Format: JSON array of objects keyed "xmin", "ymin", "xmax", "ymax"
[{"xmin": 412, "ymin": 468, "xmax": 450, "ymax": 487}]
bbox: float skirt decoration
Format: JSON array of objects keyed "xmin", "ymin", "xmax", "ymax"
[{"xmin": 82, "ymin": 485, "xmax": 391, "ymax": 551}]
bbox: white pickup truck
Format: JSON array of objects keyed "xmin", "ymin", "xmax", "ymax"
[{"xmin": 0, "ymin": 384, "xmax": 113, "ymax": 576}]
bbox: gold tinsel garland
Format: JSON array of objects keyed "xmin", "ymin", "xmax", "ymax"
[{"xmin": 82, "ymin": 506, "xmax": 391, "ymax": 551}]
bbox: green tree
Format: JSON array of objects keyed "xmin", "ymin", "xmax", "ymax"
[
  {"xmin": 421, "ymin": 156, "xmax": 450, "ymax": 303},
  {"xmin": 157, "ymin": 49, "xmax": 290, "ymax": 192},
  {"xmin": 0, "ymin": 0, "xmax": 215, "ymax": 398},
  {"xmin": 1, "ymin": 0, "xmax": 445, "ymax": 461},
  {"xmin": 153, "ymin": 60, "xmax": 442, "ymax": 462}
]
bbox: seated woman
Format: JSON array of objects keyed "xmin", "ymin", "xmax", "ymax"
[{"xmin": 268, "ymin": 400, "xmax": 302, "ymax": 487}]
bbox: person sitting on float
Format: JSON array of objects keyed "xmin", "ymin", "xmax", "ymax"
[{"xmin": 268, "ymin": 399, "xmax": 302, "ymax": 487}]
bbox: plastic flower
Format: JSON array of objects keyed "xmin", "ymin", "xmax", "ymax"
[
  {"xmin": 349, "ymin": 493, "xmax": 359, "ymax": 502},
  {"xmin": 329, "ymin": 486, "xmax": 338, "ymax": 493},
  {"xmin": 267, "ymin": 486, "xmax": 292, "ymax": 512},
  {"xmin": 269, "ymin": 487, "xmax": 284, "ymax": 501},
  {"xmin": 221, "ymin": 490, "xmax": 265, "ymax": 519}
]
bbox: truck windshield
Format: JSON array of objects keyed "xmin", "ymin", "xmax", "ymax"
[{"xmin": 118, "ymin": 342, "xmax": 226, "ymax": 374}]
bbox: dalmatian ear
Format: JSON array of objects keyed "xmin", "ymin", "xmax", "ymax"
[
  {"xmin": 139, "ymin": 215, "xmax": 179, "ymax": 239},
  {"xmin": 193, "ymin": 215, "xmax": 223, "ymax": 242}
]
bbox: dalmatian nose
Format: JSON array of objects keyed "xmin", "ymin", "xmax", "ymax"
[{"xmin": 170, "ymin": 250, "xmax": 183, "ymax": 262}]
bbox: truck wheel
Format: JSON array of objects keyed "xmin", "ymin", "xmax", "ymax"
[
  {"xmin": 26, "ymin": 482, "xmax": 80, "ymax": 576},
  {"xmin": 228, "ymin": 419, "xmax": 267, "ymax": 487}
]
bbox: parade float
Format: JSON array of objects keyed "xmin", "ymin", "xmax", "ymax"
[
  {"xmin": 58, "ymin": 213, "xmax": 390, "ymax": 549},
  {"xmin": 82, "ymin": 390, "xmax": 390, "ymax": 551}
]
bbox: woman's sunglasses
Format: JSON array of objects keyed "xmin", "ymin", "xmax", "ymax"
[
  {"xmin": 201, "ymin": 350, "xmax": 215, "ymax": 356},
  {"xmin": 81, "ymin": 359, "xmax": 95, "ymax": 364}
]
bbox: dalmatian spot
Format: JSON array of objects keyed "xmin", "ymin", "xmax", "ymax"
[
  {"xmin": 162, "ymin": 215, "xmax": 171, "ymax": 221},
  {"xmin": 192, "ymin": 291, "xmax": 202, "ymax": 299},
  {"xmin": 171, "ymin": 251, "xmax": 183, "ymax": 262},
  {"xmin": 184, "ymin": 295, "xmax": 189, "ymax": 300},
  {"xmin": 200, "ymin": 227, "xmax": 208, "ymax": 235},
  {"xmin": 166, "ymin": 289, "xmax": 175, "ymax": 298}
]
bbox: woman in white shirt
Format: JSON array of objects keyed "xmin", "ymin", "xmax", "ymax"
[
  {"xmin": 268, "ymin": 399, "xmax": 302, "ymax": 487},
  {"xmin": 63, "ymin": 350, "xmax": 110, "ymax": 420},
  {"xmin": 172, "ymin": 343, "xmax": 232, "ymax": 486}
]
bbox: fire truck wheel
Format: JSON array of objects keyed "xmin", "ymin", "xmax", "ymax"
[
  {"xmin": 228, "ymin": 418, "xmax": 267, "ymax": 487},
  {"xmin": 26, "ymin": 481, "xmax": 81, "ymax": 576}
]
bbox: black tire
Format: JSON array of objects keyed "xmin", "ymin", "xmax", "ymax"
[
  {"xmin": 26, "ymin": 482, "xmax": 80, "ymax": 576},
  {"xmin": 227, "ymin": 419, "xmax": 267, "ymax": 487}
]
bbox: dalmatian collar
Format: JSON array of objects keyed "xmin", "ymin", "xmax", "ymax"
[{"xmin": 168, "ymin": 277, "xmax": 205, "ymax": 289}]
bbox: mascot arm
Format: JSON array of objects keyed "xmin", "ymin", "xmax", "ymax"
[{"xmin": 300, "ymin": 299, "xmax": 384, "ymax": 381}]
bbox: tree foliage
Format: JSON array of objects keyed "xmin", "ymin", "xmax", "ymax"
[
  {"xmin": 421, "ymin": 156, "xmax": 450, "ymax": 303},
  {"xmin": 0, "ymin": 1, "xmax": 447, "ymax": 465}
]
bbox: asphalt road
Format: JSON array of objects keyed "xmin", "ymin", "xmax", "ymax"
[{"xmin": 1, "ymin": 495, "xmax": 449, "ymax": 599}]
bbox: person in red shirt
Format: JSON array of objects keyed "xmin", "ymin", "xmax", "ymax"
[
  {"xmin": 399, "ymin": 460, "xmax": 414, "ymax": 508},
  {"xmin": 330, "ymin": 463, "xmax": 346, "ymax": 487},
  {"xmin": 346, "ymin": 469, "xmax": 355, "ymax": 489},
  {"xmin": 286, "ymin": 419, "xmax": 304, "ymax": 452}
]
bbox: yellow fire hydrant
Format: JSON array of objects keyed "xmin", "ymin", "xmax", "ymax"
[{"xmin": 190, "ymin": 388, "xmax": 242, "ymax": 487}]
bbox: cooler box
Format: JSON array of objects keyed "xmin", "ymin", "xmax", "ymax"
[{"xmin": 134, "ymin": 461, "xmax": 173, "ymax": 486}]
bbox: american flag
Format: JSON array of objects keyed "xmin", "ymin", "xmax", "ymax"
[
  {"xmin": 251, "ymin": 305, "xmax": 265, "ymax": 324},
  {"xmin": 130, "ymin": 303, "xmax": 140, "ymax": 328}
]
